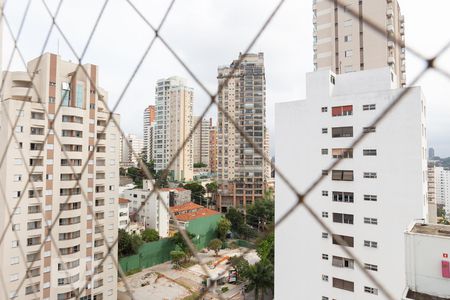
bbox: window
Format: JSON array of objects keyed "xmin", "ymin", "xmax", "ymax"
[
  {"xmin": 332, "ymin": 170, "xmax": 354, "ymax": 181},
  {"xmin": 332, "ymin": 126, "xmax": 353, "ymax": 138},
  {"xmin": 363, "ymin": 126, "xmax": 376, "ymax": 133},
  {"xmin": 364, "ymin": 194, "xmax": 377, "ymax": 202},
  {"xmin": 322, "ymin": 128, "xmax": 328, "ymax": 134},
  {"xmin": 332, "ymin": 105, "xmax": 353, "ymax": 117},
  {"xmin": 363, "ymin": 172, "xmax": 377, "ymax": 179},
  {"xmin": 364, "ymin": 218, "xmax": 378, "ymax": 225},
  {"xmin": 10, "ymin": 273, "xmax": 19, "ymax": 282},
  {"xmin": 13, "ymin": 174, "xmax": 22, "ymax": 182},
  {"xmin": 10, "ymin": 256, "xmax": 19, "ymax": 265},
  {"xmin": 333, "ymin": 213, "xmax": 354, "ymax": 224},
  {"xmin": 322, "ymin": 212, "xmax": 329, "ymax": 218},
  {"xmin": 332, "ymin": 192, "xmax": 354, "ymax": 203},
  {"xmin": 322, "ymin": 191, "xmax": 328, "ymax": 196},
  {"xmin": 330, "ymin": 75, "xmax": 335, "ymax": 84},
  {"xmin": 364, "ymin": 286, "xmax": 379, "ymax": 295},
  {"xmin": 321, "ymin": 148, "xmax": 328, "ymax": 155},
  {"xmin": 322, "ymin": 275, "xmax": 329, "ymax": 282},
  {"xmin": 76, "ymin": 82, "xmax": 84, "ymax": 108},
  {"xmin": 322, "ymin": 232, "xmax": 328, "ymax": 239},
  {"xmin": 363, "ymin": 104, "xmax": 376, "ymax": 111},
  {"xmin": 12, "ymin": 240, "xmax": 19, "ymax": 248},
  {"xmin": 322, "ymin": 254, "xmax": 329, "ymax": 260},
  {"xmin": 12, "ymin": 224, "xmax": 20, "ymax": 231},
  {"xmin": 321, "ymin": 107, "xmax": 328, "ymax": 112},
  {"xmin": 363, "ymin": 149, "xmax": 377, "ymax": 156},
  {"xmin": 364, "ymin": 263, "xmax": 378, "ymax": 271},
  {"xmin": 364, "ymin": 240, "xmax": 378, "ymax": 248},
  {"xmin": 15, "ymin": 126, "xmax": 23, "ymax": 133},
  {"xmin": 343, "ymin": 19, "xmax": 352, "ymax": 27},
  {"xmin": 344, "ymin": 35, "xmax": 352, "ymax": 42},
  {"xmin": 332, "ymin": 277, "xmax": 354, "ymax": 292},
  {"xmin": 16, "ymin": 109, "xmax": 24, "ymax": 117},
  {"xmin": 322, "ymin": 170, "xmax": 329, "ymax": 176},
  {"xmin": 345, "ymin": 50, "xmax": 353, "ymax": 57},
  {"xmin": 332, "ymin": 234, "xmax": 354, "ymax": 247},
  {"xmin": 332, "ymin": 148, "xmax": 353, "ymax": 158},
  {"xmin": 332, "ymin": 256, "xmax": 354, "ymax": 269}
]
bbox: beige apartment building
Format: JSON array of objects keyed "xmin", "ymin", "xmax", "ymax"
[
  {"xmin": 143, "ymin": 105, "xmax": 155, "ymax": 163},
  {"xmin": 192, "ymin": 116, "xmax": 211, "ymax": 168},
  {"xmin": 313, "ymin": 0, "xmax": 406, "ymax": 86},
  {"xmin": 0, "ymin": 53, "xmax": 119, "ymax": 300},
  {"xmin": 209, "ymin": 124, "xmax": 218, "ymax": 174},
  {"xmin": 217, "ymin": 53, "xmax": 269, "ymax": 212},
  {"xmin": 153, "ymin": 77, "xmax": 193, "ymax": 182}
]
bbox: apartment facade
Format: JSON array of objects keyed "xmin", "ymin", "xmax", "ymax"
[
  {"xmin": 275, "ymin": 68, "xmax": 427, "ymax": 299},
  {"xmin": 120, "ymin": 133, "xmax": 144, "ymax": 168},
  {"xmin": 427, "ymin": 162, "xmax": 438, "ymax": 223},
  {"xmin": 192, "ymin": 116, "xmax": 210, "ymax": 167},
  {"xmin": 153, "ymin": 77, "xmax": 193, "ymax": 182},
  {"xmin": 435, "ymin": 166, "xmax": 450, "ymax": 217},
  {"xmin": 313, "ymin": 0, "xmax": 406, "ymax": 86},
  {"xmin": 209, "ymin": 124, "xmax": 218, "ymax": 174},
  {"xmin": 0, "ymin": 53, "xmax": 119, "ymax": 300},
  {"xmin": 118, "ymin": 198, "xmax": 129, "ymax": 230},
  {"xmin": 143, "ymin": 105, "xmax": 155, "ymax": 163},
  {"xmin": 217, "ymin": 53, "xmax": 269, "ymax": 212}
]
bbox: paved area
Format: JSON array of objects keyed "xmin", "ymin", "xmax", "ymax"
[{"xmin": 118, "ymin": 247, "xmax": 259, "ymax": 300}]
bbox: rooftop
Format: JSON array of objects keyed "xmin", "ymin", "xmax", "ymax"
[
  {"xmin": 171, "ymin": 202, "xmax": 203, "ymax": 214},
  {"xmin": 174, "ymin": 208, "xmax": 220, "ymax": 222},
  {"xmin": 118, "ymin": 198, "xmax": 130, "ymax": 204},
  {"xmin": 410, "ymin": 223, "xmax": 450, "ymax": 237}
]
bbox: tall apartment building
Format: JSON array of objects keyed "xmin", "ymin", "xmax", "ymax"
[
  {"xmin": 217, "ymin": 53, "xmax": 269, "ymax": 212},
  {"xmin": 193, "ymin": 116, "xmax": 210, "ymax": 167},
  {"xmin": 427, "ymin": 162, "xmax": 438, "ymax": 223},
  {"xmin": 120, "ymin": 133, "xmax": 144, "ymax": 168},
  {"xmin": 313, "ymin": 0, "xmax": 406, "ymax": 86},
  {"xmin": 143, "ymin": 105, "xmax": 156, "ymax": 163},
  {"xmin": 209, "ymin": 124, "xmax": 218, "ymax": 174},
  {"xmin": 0, "ymin": 53, "xmax": 119, "ymax": 300},
  {"xmin": 153, "ymin": 76, "xmax": 193, "ymax": 182},
  {"xmin": 435, "ymin": 166, "xmax": 450, "ymax": 217},
  {"xmin": 275, "ymin": 68, "xmax": 427, "ymax": 299}
]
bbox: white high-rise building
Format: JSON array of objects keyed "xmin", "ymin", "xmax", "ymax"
[
  {"xmin": 153, "ymin": 76, "xmax": 193, "ymax": 182},
  {"xmin": 0, "ymin": 53, "xmax": 119, "ymax": 300},
  {"xmin": 275, "ymin": 68, "xmax": 427, "ymax": 300},
  {"xmin": 121, "ymin": 133, "xmax": 144, "ymax": 167},
  {"xmin": 193, "ymin": 116, "xmax": 210, "ymax": 167},
  {"xmin": 143, "ymin": 105, "xmax": 155, "ymax": 163},
  {"xmin": 435, "ymin": 166, "xmax": 450, "ymax": 217}
]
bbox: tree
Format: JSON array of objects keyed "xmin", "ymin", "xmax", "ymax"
[
  {"xmin": 170, "ymin": 250, "xmax": 185, "ymax": 269},
  {"xmin": 118, "ymin": 229, "xmax": 143, "ymax": 258},
  {"xmin": 205, "ymin": 181, "xmax": 218, "ymax": 194},
  {"xmin": 244, "ymin": 260, "xmax": 274, "ymax": 300},
  {"xmin": 194, "ymin": 162, "xmax": 207, "ymax": 168},
  {"xmin": 171, "ymin": 231, "xmax": 196, "ymax": 262},
  {"xmin": 226, "ymin": 207, "xmax": 245, "ymax": 233},
  {"xmin": 217, "ymin": 217, "xmax": 232, "ymax": 241},
  {"xmin": 246, "ymin": 199, "xmax": 274, "ymax": 232},
  {"xmin": 229, "ymin": 256, "xmax": 249, "ymax": 281},
  {"xmin": 141, "ymin": 228, "xmax": 159, "ymax": 243},
  {"xmin": 183, "ymin": 182, "xmax": 206, "ymax": 205},
  {"xmin": 208, "ymin": 239, "xmax": 223, "ymax": 256},
  {"xmin": 438, "ymin": 207, "xmax": 446, "ymax": 218},
  {"xmin": 257, "ymin": 232, "xmax": 274, "ymax": 265}
]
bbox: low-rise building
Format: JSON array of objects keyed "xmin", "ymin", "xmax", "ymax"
[
  {"xmin": 161, "ymin": 187, "xmax": 191, "ymax": 206},
  {"xmin": 170, "ymin": 202, "xmax": 220, "ymax": 228},
  {"xmin": 123, "ymin": 181, "xmax": 170, "ymax": 238},
  {"xmin": 119, "ymin": 198, "xmax": 130, "ymax": 230},
  {"xmin": 403, "ymin": 222, "xmax": 450, "ymax": 299}
]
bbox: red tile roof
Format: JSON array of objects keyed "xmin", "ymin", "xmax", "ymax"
[
  {"xmin": 171, "ymin": 201, "xmax": 203, "ymax": 214},
  {"xmin": 118, "ymin": 198, "xmax": 129, "ymax": 204},
  {"xmin": 175, "ymin": 208, "xmax": 220, "ymax": 222},
  {"xmin": 160, "ymin": 187, "xmax": 188, "ymax": 192}
]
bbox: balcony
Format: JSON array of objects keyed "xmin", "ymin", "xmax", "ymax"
[
  {"xmin": 386, "ymin": 8, "xmax": 394, "ymax": 17},
  {"xmin": 387, "ymin": 41, "xmax": 394, "ymax": 48},
  {"xmin": 388, "ymin": 56, "xmax": 396, "ymax": 65}
]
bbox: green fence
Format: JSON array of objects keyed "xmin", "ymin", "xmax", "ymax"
[{"xmin": 119, "ymin": 214, "xmax": 222, "ymax": 273}]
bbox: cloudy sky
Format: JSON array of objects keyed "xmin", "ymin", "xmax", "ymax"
[{"xmin": 3, "ymin": 0, "xmax": 450, "ymax": 156}]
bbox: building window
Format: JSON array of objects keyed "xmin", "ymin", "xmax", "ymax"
[
  {"xmin": 10, "ymin": 256, "xmax": 19, "ymax": 265},
  {"xmin": 322, "ymin": 212, "xmax": 329, "ymax": 218},
  {"xmin": 345, "ymin": 50, "xmax": 353, "ymax": 57},
  {"xmin": 332, "ymin": 105, "xmax": 353, "ymax": 117},
  {"xmin": 330, "ymin": 75, "xmax": 335, "ymax": 84},
  {"xmin": 322, "ymin": 232, "xmax": 328, "ymax": 239},
  {"xmin": 364, "ymin": 240, "xmax": 378, "ymax": 248},
  {"xmin": 61, "ymin": 82, "xmax": 70, "ymax": 106},
  {"xmin": 76, "ymin": 82, "xmax": 84, "ymax": 108},
  {"xmin": 321, "ymin": 148, "xmax": 328, "ymax": 155},
  {"xmin": 364, "ymin": 286, "xmax": 379, "ymax": 295},
  {"xmin": 12, "ymin": 240, "xmax": 19, "ymax": 248},
  {"xmin": 332, "ymin": 234, "xmax": 354, "ymax": 247},
  {"xmin": 332, "ymin": 127, "xmax": 353, "ymax": 138},
  {"xmin": 333, "ymin": 213, "xmax": 354, "ymax": 224},
  {"xmin": 332, "ymin": 256, "xmax": 354, "ymax": 269},
  {"xmin": 363, "ymin": 104, "xmax": 376, "ymax": 111},
  {"xmin": 322, "ymin": 128, "xmax": 328, "ymax": 134},
  {"xmin": 332, "ymin": 277, "xmax": 354, "ymax": 292},
  {"xmin": 332, "ymin": 170, "xmax": 354, "ymax": 181},
  {"xmin": 363, "ymin": 172, "xmax": 377, "ymax": 179},
  {"xmin": 343, "ymin": 19, "xmax": 352, "ymax": 27},
  {"xmin": 363, "ymin": 149, "xmax": 377, "ymax": 156},
  {"xmin": 322, "ymin": 170, "xmax": 329, "ymax": 176},
  {"xmin": 363, "ymin": 126, "xmax": 376, "ymax": 133},
  {"xmin": 364, "ymin": 218, "xmax": 378, "ymax": 225},
  {"xmin": 332, "ymin": 148, "xmax": 353, "ymax": 158},
  {"xmin": 363, "ymin": 194, "xmax": 377, "ymax": 201},
  {"xmin": 364, "ymin": 264, "xmax": 378, "ymax": 271},
  {"xmin": 321, "ymin": 107, "xmax": 328, "ymax": 112},
  {"xmin": 322, "ymin": 191, "xmax": 328, "ymax": 196},
  {"xmin": 322, "ymin": 254, "xmax": 329, "ymax": 260},
  {"xmin": 344, "ymin": 35, "xmax": 352, "ymax": 42},
  {"xmin": 322, "ymin": 275, "xmax": 329, "ymax": 282},
  {"xmin": 332, "ymin": 191, "xmax": 354, "ymax": 203}
]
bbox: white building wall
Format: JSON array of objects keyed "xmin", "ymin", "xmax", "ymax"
[
  {"xmin": 275, "ymin": 68, "xmax": 427, "ymax": 300},
  {"xmin": 435, "ymin": 167, "xmax": 450, "ymax": 216}
]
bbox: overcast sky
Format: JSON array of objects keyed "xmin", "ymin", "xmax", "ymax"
[{"xmin": 3, "ymin": 0, "xmax": 450, "ymax": 157}]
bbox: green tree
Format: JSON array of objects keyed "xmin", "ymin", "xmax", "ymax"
[
  {"xmin": 208, "ymin": 238, "xmax": 223, "ymax": 256},
  {"xmin": 229, "ymin": 256, "xmax": 250, "ymax": 281},
  {"xmin": 194, "ymin": 162, "xmax": 208, "ymax": 168},
  {"xmin": 226, "ymin": 207, "xmax": 245, "ymax": 233},
  {"xmin": 141, "ymin": 228, "xmax": 159, "ymax": 243},
  {"xmin": 217, "ymin": 217, "xmax": 232, "ymax": 241},
  {"xmin": 183, "ymin": 182, "xmax": 206, "ymax": 205},
  {"xmin": 246, "ymin": 199, "xmax": 274, "ymax": 232},
  {"xmin": 257, "ymin": 232, "xmax": 274, "ymax": 265},
  {"xmin": 171, "ymin": 231, "xmax": 196, "ymax": 262},
  {"xmin": 438, "ymin": 207, "xmax": 446, "ymax": 218},
  {"xmin": 205, "ymin": 181, "xmax": 218, "ymax": 194},
  {"xmin": 118, "ymin": 229, "xmax": 143, "ymax": 258},
  {"xmin": 170, "ymin": 250, "xmax": 185, "ymax": 269},
  {"xmin": 244, "ymin": 260, "xmax": 274, "ymax": 300}
]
